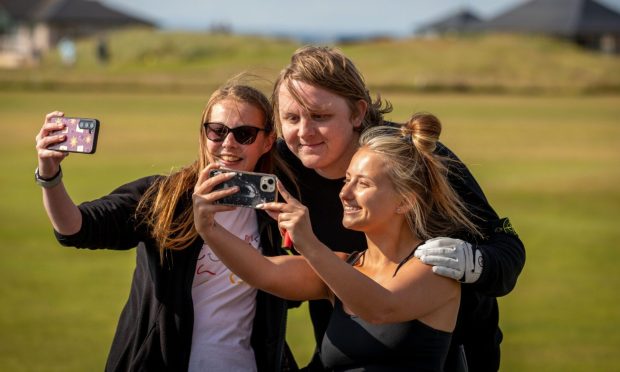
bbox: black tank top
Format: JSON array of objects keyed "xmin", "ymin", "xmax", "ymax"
[{"xmin": 320, "ymin": 250, "xmax": 453, "ymax": 371}]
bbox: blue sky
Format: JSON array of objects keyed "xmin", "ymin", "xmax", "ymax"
[{"xmin": 103, "ymin": 0, "xmax": 620, "ymax": 39}]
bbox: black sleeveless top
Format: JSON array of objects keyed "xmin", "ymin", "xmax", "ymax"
[{"xmin": 320, "ymin": 250, "xmax": 453, "ymax": 371}]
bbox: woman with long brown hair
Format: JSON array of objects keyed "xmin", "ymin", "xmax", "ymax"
[{"xmin": 34, "ymin": 80, "xmax": 297, "ymax": 371}]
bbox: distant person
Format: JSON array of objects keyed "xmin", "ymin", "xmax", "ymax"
[
  {"xmin": 96, "ymin": 36, "xmax": 110, "ymax": 64},
  {"xmin": 272, "ymin": 46, "xmax": 525, "ymax": 371},
  {"xmin": 34, "ymin": 80, "xmax": 297, "ymax": 371},
  {"xmin": 194, "ymin": 113, "xmax": 482, "ymax": 370},
  {"xmin": 58, "ymin": 37, "xmax": 76, "ymax": 66}
]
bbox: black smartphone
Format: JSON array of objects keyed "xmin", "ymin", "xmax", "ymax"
[
  {"xmin": 209, "ymin": 169, "xmax": 278, "ymax": 208},
  {"xmin": 46, "ymin": 116, "xmax": 100, "ymax": 154}
]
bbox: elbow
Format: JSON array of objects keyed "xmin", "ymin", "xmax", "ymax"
[
  {"xmin": 251, "ymin": 275, "xmax": 277, "ymax": 293},
  {"xmin": 358, "ymin": 304, "xmax": 401, "ymax": 325},
  {"xmin": 247, "ymin": 266, "xmax": 288, "ymax": 297}
]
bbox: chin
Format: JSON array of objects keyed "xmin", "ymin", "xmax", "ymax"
[
  {"xmin": 342, "ymin": 219, "xmax": 363, "ymax": 232},
  {"xmin": 299, "ymin": 159, "xmax": 321, "ymax": 170},
  {"xmin": 217, "ymin": 161, "xmax": 249, "ymax": 172},
  {"xmin": 296, "ymin": 153, "xmax": 323, "ymax": 168}
]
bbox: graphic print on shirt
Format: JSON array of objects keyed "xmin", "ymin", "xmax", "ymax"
[
  {"xmin": 189, "ymin": 208, "xmax": 262, "ymax": 371},
  {"xmin": 194, "ymin": 233, "xmax": 260, "ymax": 287}
]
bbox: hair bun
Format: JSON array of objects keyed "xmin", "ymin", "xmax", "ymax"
[{"xmin": 405, "ymin": 112, "xmax": 442, "ymax": 153}]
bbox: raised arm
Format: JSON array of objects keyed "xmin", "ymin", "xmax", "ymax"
[
  {"xmin": 260, "ymin": 183, "xmax": 460, "ymax": 326},
  {"xmin": 192, "ymin": 165, "xmax": 328, "ymax": 301},
  {"xmin": 35, "ymin": 111, "xmax": 82, "ymax": 235}
]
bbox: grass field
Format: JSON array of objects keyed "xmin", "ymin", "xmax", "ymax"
[
  {"xmin": 0, "ymin": 28, "xmax": 619, "ymax": 372},
  {"xmin": 1, "ymin": 89, "xmax": 618, "ymax": 371},
  {"xmin": 2, "ymin": 30, "xmax": 619, "ymax": 94}
]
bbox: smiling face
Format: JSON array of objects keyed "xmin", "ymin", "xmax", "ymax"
[
  {"xmin": 205, "ymin": 98, "xmax": 274, "ymax": 172},
  {"xmin": 340, "ymin": 148, "xmax": 403, "ymax": 233},
  {"xmin": 278, "ymin": 80, "xmax": 365, "ymax": 179}
]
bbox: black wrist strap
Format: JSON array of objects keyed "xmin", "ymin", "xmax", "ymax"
[{"xmin": 35, "ymin": 166, "xmax": 63, "ymax": 188}]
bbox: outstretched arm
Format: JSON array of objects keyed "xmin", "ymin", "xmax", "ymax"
[
  {"xmin": 192, "ymin": 165, "xmax": 328, "ymax": 301},
  {"xmin": 260, "ymin": 182, "xmax": 460, "ymax": 326},
  {"xmin": 35, "ymin": 111, "xmax": 82, "ymax": 235}
]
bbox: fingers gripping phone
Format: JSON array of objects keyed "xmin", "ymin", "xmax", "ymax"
[
  {"xmin": 209, "ymin": 169, "xmax": 278, "ymax": 208},
  {"xmin": 47, "ymin": 116, "xmax": 100, "ymax": 154}
]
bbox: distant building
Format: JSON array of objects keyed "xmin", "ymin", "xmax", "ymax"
[
  {"xmin": 0, "ymin": 0, "xmax": 155, "ymax": 67},
  {"xmin": 415, "ymin": 8, "xmax": 483, "ymax": 36},
  {"xmin": 477, "ymin": 0, "xmax": 620, "ymax": 53}
]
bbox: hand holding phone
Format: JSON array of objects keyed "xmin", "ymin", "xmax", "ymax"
[
  {"xmin": 209, "ymin": 169, "xmax": 278, "ymax": 208},
  {"xmin": 46, "ymin": 116, "xmax": 100, "ymax": 154}
]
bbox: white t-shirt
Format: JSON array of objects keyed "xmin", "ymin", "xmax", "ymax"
[{"xmin": 188, "ymin": 208, "xmax": 261, "ymax": 372}]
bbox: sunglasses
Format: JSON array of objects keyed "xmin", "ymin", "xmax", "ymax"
[{"xmin": 204, "ymin": 122, "xmax": 266, "ymax": 145}]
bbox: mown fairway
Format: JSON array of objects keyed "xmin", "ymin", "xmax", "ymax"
[{"xmin": 1, "ymin": 88, "xmax": 619, "ymax": 371}]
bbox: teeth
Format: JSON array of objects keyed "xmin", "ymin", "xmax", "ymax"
[{"xmin": 220, "ymin": 155, "xmax": 241, "ymax": 161}]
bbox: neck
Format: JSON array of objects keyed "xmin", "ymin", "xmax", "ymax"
[{"xmin": 363, "ymin": 219, "xmax": 421, "ymax": 265}]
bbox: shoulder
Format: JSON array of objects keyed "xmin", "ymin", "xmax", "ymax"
[
  {"xmin": 84, "ymin": 175, "xmax": 163, "ymax": 209},
  {"xmin": 110, "ymin": 175, "xmax": 161, "ymax": 194},
  {"xmin": 398, "ymin": 257, "xmax": 458, "ymax": 290}
]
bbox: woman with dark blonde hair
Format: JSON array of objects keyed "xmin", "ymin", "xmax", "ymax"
[
  {"xmin": 34, "ymin": 80, "xmax": 297, "ymax": 371},
  {"xmin": 194, "ymin": 112, "xmax": 482, "ymax": 371},
  {"xmin": 272, "ymin": 45, "xmax": 525, "ymax": 371}
]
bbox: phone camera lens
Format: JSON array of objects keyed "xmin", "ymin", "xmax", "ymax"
[{"xmin": 79, "ymin": 120, "xmax": 95, "ymax": 130}]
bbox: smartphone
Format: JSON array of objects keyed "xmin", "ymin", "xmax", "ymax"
[
  {"xmin": 209, "ymin": 169, "xmax": 278, "ymax": 208},
  {"xmin": 46, "ymin": 116, "xmax": 100, "ymax": 154}
]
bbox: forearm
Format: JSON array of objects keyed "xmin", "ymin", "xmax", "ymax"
[
  {"xmin": 42, "ymin": 182, "xmax": 82, "ymax": 235},
  {"xmin": 201, "ymin": 222, "xmax": 325, "ymax": 300},
  {"xmin": 473, "ymin": 230, "xmax": 526, "ymax": 296},
  {"xmin": 297, "ymin": 240, "xmax": 411, "ymax": 324}
]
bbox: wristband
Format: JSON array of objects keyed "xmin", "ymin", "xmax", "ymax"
[{"xmin": 35, "ymin": 166, "xmax": 63, "ymax": 188}]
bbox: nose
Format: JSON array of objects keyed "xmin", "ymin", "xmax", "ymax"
[
  {"xmin": 221, "ymin": 131, "xmax": 239, "ymax": 146},
  {"xmin": 298, "ymin": 116, "xmax": 314, "ymax": 138},
  {"xmin": 339, "ymin": 181, "xmax": 352, "ymax": 201}
]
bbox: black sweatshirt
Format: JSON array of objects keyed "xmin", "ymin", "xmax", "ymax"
[
  {"xmin": 276, "ymin": 139, "xmax": 525, "ymax": 372},
  {"xmin": 55, "ymin": 175, "xmax": 297, "ymax": 372}
]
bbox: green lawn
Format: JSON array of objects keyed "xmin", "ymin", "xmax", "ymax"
[
  {"xmin": 1, "ymin": 90, "xmax": 619, "ymax": 371},
  {"xmin": 2, "ymin": 30, "xmax": 619, "ymax": 94}
]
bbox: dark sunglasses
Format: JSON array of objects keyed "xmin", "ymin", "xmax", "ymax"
[{"xmin": 203, "ymin": 122, "xmax": 266, "ymax": 145}]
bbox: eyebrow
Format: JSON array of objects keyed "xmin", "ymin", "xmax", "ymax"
[{"xmin": 348, "ymin": 172, "xmax": 373, "ymax": 182}]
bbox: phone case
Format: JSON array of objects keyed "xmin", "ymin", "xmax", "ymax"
[
  {"xmin": 47, "ymin": 116, "xmax": 100, "ymax": 154},
  {"xmin": 209, "ymin": 169, "xmax": 277, "ymax": 208}
]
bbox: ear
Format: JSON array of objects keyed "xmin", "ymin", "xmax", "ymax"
[
  {"xmin": 261, "ymin": 132, "xmax": 276, "ymax": 156},
  {"xmin": 352, "ymin": 99, "xmax": 368, "ymax": 129},
  {"xmin": 395, "ymin": 199, "xmax": 409, "ymax": 214}
]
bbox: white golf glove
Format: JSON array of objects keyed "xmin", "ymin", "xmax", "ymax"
[{"xmin": 414, "ymin": 237, "xmax": 483, "ymax": 283}]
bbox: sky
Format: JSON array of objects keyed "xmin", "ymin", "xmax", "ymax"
[{"xmin": 102, "ymin": 0, "xmax": 620, "ymax": 40}]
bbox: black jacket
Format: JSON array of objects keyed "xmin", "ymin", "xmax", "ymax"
[
  {"xmin": 276, "ymin": 139, "xmax": 526, "ymax": 372},
  {"xmin": 55, "ymin": 176, "xmax": 297, "ymax": 371}
]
